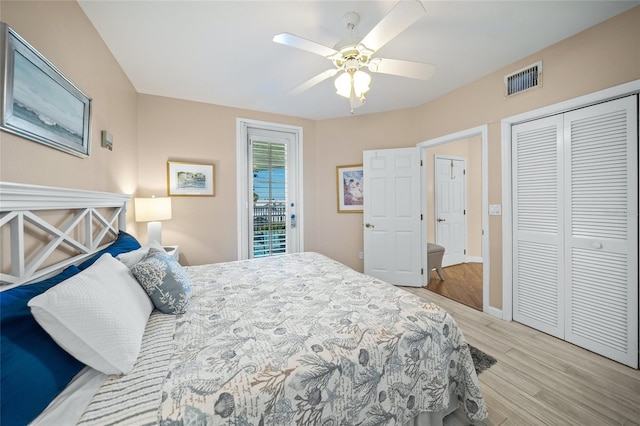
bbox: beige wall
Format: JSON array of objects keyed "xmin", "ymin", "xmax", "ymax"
[
  {"xmin": 1, "ymin": 2, "xmax": 638, "ymax": 313},
  {"xmin": 313, "ymin": 109, "xmax": 418, "ymax": 270},
  {"xmin": 0, "ymin": 1, "xmax": 138, "ymax": 210},
  {"xmin": 136, "ymin": 95, "xmax": 316, "ymax": 266},
  {"xmin": 411, "ymin": 6, "xmax": 640, "ymax": 308}
]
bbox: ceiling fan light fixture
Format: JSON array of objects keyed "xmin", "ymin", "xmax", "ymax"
[
  {"xmin": 352, "ymin": 70, "xmax": 371, "ymax": 96},
  {"xmin": 335, "ymin": 70, "xmax": 370, "ymax": 101},
  {"xmin": 334, "ymin": 72, "xmax": 352, "ymax": 98},
  {"xmin": 274, "ymin": 0, "xmax": 432, "ymax": 113}
]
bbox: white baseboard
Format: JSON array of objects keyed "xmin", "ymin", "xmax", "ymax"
[
  {"xmin": 484, "ymin": 305, "xmax": 503, "ymax": 320},
  {"xmin": 465, "ymin": 257, "xmax": 483, "ymax": 263}
]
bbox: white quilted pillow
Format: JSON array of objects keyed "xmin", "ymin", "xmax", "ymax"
[{"xmin": 28, "ymin": 253, "xmax": 153, "ymax": 375}]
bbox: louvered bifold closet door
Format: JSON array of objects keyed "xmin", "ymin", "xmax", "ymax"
[
  {"xmin": 564, "ymin": 96, "xmax": 638, "ymax": 368},
  {"xmin": 512, "ymin": 115, "xmax": 565, "ymax": 339}
]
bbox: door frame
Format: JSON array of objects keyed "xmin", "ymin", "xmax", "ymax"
[
  {"xmin": 501, "ymin": 79, "xmax": 640, "ymax": 321},
  {"xmin": 236, "ymin": 118, "xmax": 304, "ymax": 260},
  {"xmin": 417, "ymin": 125, "xmax": 493, "ymax": 317}
]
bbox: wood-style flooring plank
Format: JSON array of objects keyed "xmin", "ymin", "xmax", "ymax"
[
  {"xmin": 397, "ymin": 288, "xmax": 640, "ymax": 425},
  {"xmin": 425, "ymin": 262, "xmax": 483, "ymax": 311}
]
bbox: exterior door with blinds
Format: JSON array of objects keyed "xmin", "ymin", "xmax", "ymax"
[
  {"xmin": 512, "ymin": 95, "xmax": 638, "ymax": 368},
  {"xmin": 238, "ymin": 122, "xmax": 301, "ymax": 259}
]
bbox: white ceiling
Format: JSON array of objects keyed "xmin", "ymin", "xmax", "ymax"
[{"xmin": 78, "ymin": 1, "xmax": 639, "ymax": 120}]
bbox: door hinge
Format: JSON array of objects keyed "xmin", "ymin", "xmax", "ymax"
[
  {"xmin": 464, "ymin": 209, "xmax": 466, "ymax": 215},
  {"xmin": 420, "ymin": 159, "xmax": 423, "ymax": 166},
  {"xmin": 420, "ymin": 214, "xmax": 423, "ymax": 220},
  {"xmin": 464, "ymin": 249, "xmax": 467, "ymax": 255},
  {"xmin": 463, "ymin": 169, "xmax": 466, "ymax": 175},
  {"xmin": 421, "ymin": 268, "xmax": 424, "ymax": 275}
]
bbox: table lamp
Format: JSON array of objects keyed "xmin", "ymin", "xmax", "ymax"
[{"xmin": 134, "ymin": 196, "xmax": 172, "ymax": 245}]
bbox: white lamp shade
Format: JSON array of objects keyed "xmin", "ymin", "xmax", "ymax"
[
  {"xmin": 335, "ymin": 72, "xmax": 352, "ymax": 98},
  {"xmin": 352, "ymin": 70, "xmax": 371, "ymax": 96},
  {"xmin": 134, "ymin": 197, "xmax": 172, "ymax": 222},
  {"xmin": 335, "ymin": 70, "xmax": 371, "ymax": 105}
]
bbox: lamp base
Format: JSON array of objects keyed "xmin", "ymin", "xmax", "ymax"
[{"xmin": 147, "ymin": 221, "xmax": 163, "ymax": 245}]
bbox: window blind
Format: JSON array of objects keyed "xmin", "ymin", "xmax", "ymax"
[{"xmin": 251, "ymin": 141, "xmax": 287, "ymax": 257}]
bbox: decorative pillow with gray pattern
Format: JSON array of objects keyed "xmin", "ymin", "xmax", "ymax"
[{"xmin": 131, "ymin": 248, "xmax": 191, "ymax": 314}]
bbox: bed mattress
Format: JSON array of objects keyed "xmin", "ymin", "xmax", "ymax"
[{"xmin": 77, "ymin": 252, "xmax": 487, "ymax": 424}]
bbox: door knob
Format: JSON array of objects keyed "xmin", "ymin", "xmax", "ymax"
[
  {"xmin": 365, "ymin": 223, "xmax": 375, "ymax": 228},
  {"xmin": 437, "ymin": 218, "xmax": 446, "ymax": 222}
]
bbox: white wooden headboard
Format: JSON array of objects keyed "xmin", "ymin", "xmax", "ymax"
[{"xmin": 0, "ymin": 182, "xmax": 131, "ymax": 289}]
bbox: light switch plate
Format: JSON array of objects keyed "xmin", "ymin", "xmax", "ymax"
[{"xmin": 489, "ymin": 204, "xmax": 502, "ymax": 216}]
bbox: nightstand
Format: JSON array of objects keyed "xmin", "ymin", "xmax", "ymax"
[{"xmin": 163, "ymin": 245, "xmax": 179, "ymax": 261}]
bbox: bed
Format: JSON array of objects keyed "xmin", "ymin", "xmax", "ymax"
[{"xmin": 0, "ymin": 182, "xmax": 487, "ymax": 425}]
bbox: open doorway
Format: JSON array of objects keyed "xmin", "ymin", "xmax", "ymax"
[{"xmin": 418, "ymin": 126, "xmax": 489, "ymax": 313}]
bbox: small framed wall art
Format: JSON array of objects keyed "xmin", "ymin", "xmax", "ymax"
[
  {"xmin": 336, "ymin": 164, "xmax": 363, "ymax": 213},
  {"xmin": 167, "ymin": 161, "xmax": 215, "ymax": 196},
  {"xmin": 0, "ymin": 22, "xmax": 91, "ymax": 157}
]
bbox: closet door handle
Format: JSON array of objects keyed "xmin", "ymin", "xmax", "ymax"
[
  {"xmin": 365, "ymin": 223, "xmax": 375, "ymax": 228},
  {"xmin": 437, "ymin": 218, "xmax": 446, "ymax": 222}
]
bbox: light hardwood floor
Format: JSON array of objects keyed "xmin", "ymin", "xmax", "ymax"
[
  {"xmin": 401, "ymin": 287, "xmax": 640, "ymax": 425},
  {"xmin": 426, "ymin": 263, "xmax": 483, "ymax": 311}
]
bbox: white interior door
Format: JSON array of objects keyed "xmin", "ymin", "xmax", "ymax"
[
  {"xmin": 363, "ymin": 148, "xmax": 423, "ymax": 286},
  {"xmin": 512, "ymin": 115, "xmax": 564, "ymax": 339},
  {"xmin": 435, "ymin": 156, "xmax": 466, "ymax": 267},
  {"xmin": 512, "ymin": 95, "xmax": 638, "ymax": 368},
  {"xmin": 563, "ymin": 96, "xmax": 638, "ymax": 368}
]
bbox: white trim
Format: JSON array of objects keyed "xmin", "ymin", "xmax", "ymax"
[
  {"xmin": 236, "ymin": 118, "xmax": 304, "ymax": 260},
  {"xmin": 466, "ymin": 256, "xmax": 483, "ymax": 263},
  {"xmin": 485, "ymin": 305, "xmax": 503, "ymax": 320},
  {"xmin": 0, "ymin": 182, "xmax": 130, "ymax": 212},
  {"xmin": 417, "ymin": 125, "xmax": 493, "ymax": 318},
  {"xmin": 503, "ymin": 79, "xmax": 640, "ymax": 125},
  {"xmin": 501, "ymin": 121, "xmax": 514, "ymax": 321},
  {"xmin": 501, "ymin": 79, "xmax": 640, "ymax": 322}
]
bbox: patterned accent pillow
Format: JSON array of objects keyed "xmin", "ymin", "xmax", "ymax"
[{"xmin": 131, "ymin": 248, "xmax": 191, "ymax": 314}]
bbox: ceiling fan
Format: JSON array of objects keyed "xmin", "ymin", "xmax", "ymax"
[{"xmin": 273, "ymin": 0, "xmax": 436, "ymax": 112}]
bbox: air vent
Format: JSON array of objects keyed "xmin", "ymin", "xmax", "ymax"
[{"xmin": 505, "ymin": 61, "xmax": 542, "ymax": 97}]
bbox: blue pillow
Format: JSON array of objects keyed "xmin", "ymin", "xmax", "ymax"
[
  {"xmin": 78, "ymin": 231, "xmax": 141, "ymax": 270},
  {"xmin": 1, "ymin": 266, "xmax": 85, "ymax": 426},
  {"xmin": 131, "ymin": 249, "xmax": 191, "ymax": 314}
]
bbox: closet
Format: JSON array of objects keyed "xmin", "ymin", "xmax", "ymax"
[{"xmin": 512, "ymin": 95, "xmax": 638, "ymax": 368}]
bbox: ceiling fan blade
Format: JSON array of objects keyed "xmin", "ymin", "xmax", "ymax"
[
  {"xmin": 289, "ymin": 69, "xmax": 339, "ymax": 95},
  {"xmin": 273, "ymin": 33, "xmax": 339, "ymax": 58},
  {"xmin": 358, "ymin": 0, "xmax": 426, "ymax": 54},
  {"xmin": 368, "ymin": 58, "xmax": 436, "ymax": 80}
]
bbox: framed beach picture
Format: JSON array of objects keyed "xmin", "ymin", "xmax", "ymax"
[
  {"xmin": 0, "ymin": 23, "xmax": 91, "ymax": 157},
  {"xmin": 336, "ymin": 164, "xmax": 363, "ymax": 213},
  {"xmin": 167, "ymin": 161, "xmax": 215, "ymax": 196}
]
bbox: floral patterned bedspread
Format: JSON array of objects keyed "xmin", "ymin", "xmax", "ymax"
[{"xmin": 159, "ymin": 252, "xmax": 487, "ymax": 425}]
